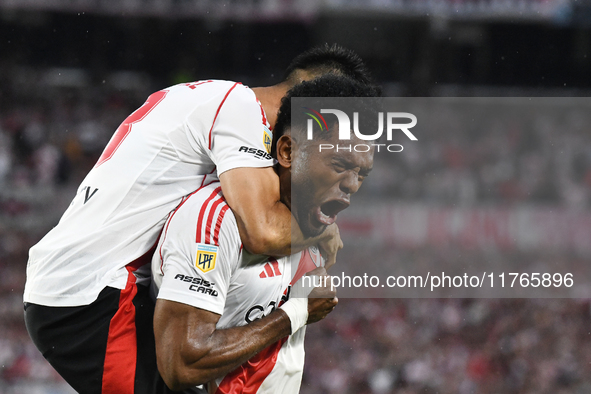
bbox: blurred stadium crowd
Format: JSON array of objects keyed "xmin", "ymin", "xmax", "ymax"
[
  {"xmin": 0, "ymin": 66, "xmax": 144, "ymax": 393},
  {"xmin": 303, "ymin": 296, "xmax": 591, "ymax": 394},
  {"xmin": 1, "ymin": 60, "xmax": 591, "ymax": 393},
  {"xmin": 366, "ymin": 100, "xmax": 591, "ymax": 208}
]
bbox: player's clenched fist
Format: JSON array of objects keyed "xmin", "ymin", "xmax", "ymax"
[{"xmin": 306, "ymin": 267, "xmax": 338, "ymax": 324}]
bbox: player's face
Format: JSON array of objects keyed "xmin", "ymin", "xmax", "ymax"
[{"xmin": 291, "ymin": 129, "xmax": 373, "ymax": 237}]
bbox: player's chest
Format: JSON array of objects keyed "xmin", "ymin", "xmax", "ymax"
[{"xmin": 218, "ymin": 254, "xmax": 298, "ymax": 328}]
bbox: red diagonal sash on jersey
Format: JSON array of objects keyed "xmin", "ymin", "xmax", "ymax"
[
  {"xmin": 291, "ymin": 249, "xmax": 320, "ymax": 285},
  {"xmin": 213, "ymin": 338, "xmax": 288, "ymax": 394},
  {"xmin": 214, "ymin": 249, "xmax": 320, "ymax": 393}
]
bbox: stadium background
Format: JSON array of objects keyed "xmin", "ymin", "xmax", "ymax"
[{"xmin": 1, "ymin": 0, "xmax": 591, "ymax": 392}]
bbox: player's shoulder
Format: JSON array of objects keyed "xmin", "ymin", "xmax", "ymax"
[
  {"xmin": 164, "ymin": 80, "xmax": 260, "ymax": 124},
  {"xmin": 173, "ymin": 181, "xmax": 233, "ymax": 219},
  {"xmin": 166, "ymin": 79, "xmax": 255, "ymax": 98},
  {"xmin": 169, "ymin": 181, "xmax": 238, "ymax": 242},
  {"xmin": 210, "ymin": 80, "xmax": 257, "ymax": 105}
]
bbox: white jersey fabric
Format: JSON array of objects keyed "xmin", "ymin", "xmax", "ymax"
[
  {"xmin": 25, "ymin": 80, "xmax": 274, "ymax": 307},
  {"xmin": 151, "ymin": 181, "xmax": 323, "ymax": 394}
]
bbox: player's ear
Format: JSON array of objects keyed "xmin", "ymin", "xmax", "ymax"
[{"xmin": 276, "ymin": 135, "xmax": 292, "ymax": 168}]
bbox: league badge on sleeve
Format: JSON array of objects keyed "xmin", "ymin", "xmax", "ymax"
[
  {"xmin": 263, "ymin": 126, "xmax": 272, "ymax": 154},
  {"xmin": 195, "ymin": 243, "xmax": 217, "ymax": 273}
]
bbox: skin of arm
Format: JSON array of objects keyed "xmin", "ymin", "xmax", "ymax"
[
  {"xmin": 154, "ymin": 300, "xmax": 291, "ymax": 391},
  {"xmin": 219, "ymin": 167, "xmax": 338, "ymax": 257},
  {"xmin": 154, "ymin": 281, "xmax": 337, "ymax": 391}
]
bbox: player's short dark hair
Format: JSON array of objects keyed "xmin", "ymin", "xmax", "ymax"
[
  {"xmin": 272, "ymin": 74, "xmax": 380, "ymax": 158},
  {"xmin": 283, "ymin": 44, "xmax": 374, "ymax": 86}
]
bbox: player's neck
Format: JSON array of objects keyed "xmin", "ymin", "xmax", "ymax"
[{"xmin": 251, "ymin": 82, "xmax": 291, "ymax": 129}]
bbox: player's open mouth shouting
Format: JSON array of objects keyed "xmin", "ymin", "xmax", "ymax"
[
  {"xmin": 291, "ymin": 144, "xmax": 373, "ymax": 238},
  {"xmin": 316, "ymin": 198, "xmax": 349, "ymax": 226}
]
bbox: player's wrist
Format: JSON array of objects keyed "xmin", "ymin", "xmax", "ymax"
[{"xmin": 279, "ymin": 298, "xmax": 308, "ymax": 334}]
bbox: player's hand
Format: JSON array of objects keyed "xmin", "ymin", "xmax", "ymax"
[
  {"xmin": 306, "ymin": 267, "xmax": 338, "ymax": 325},
  {"xmin": 317, "ymin": 224, "xmax": 343, "ymax": 271}
]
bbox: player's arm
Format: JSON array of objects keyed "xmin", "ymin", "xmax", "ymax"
[
  {"xmin": 204, "ymin": 84, "xmax": 340, "ymax": 258},
  {"xmin": 154, "ymin": 281, "xmax": 337, "ymax": 391},
  {"xmin": 154, "ymin": 300, "xmax": 290, "ymax": 391},
  {"xmin": 219, "ymin": 167, "xmax": 341, "ymax": 259}
]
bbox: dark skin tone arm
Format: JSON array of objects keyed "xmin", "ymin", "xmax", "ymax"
[
  {"xmin": 218, "ymin": 82, "xmax": 342, "ymax": 261},
  {"xmin": 154, "ymin": 268, "xmax": 337, "ymax": 391},
  {"xmin": 219, "ymin": 167, "xmax": 341, "ymax": 261},
  {"xmin": 154, "ymin": 300, "xmax": 291, "ymax": 391}
]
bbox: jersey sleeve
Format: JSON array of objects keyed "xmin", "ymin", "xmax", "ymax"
[
  {"xmin": 203, "ymin": 83, "xmax": 274, "ymax": 176},
  {"xmin": 155, "ymin": 194, "xmax": 241, "ymax": 315}
]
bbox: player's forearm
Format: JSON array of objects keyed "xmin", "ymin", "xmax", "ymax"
[
  {"xmin": 236, "ymin": 201, "xmax": 333, "ymax": 257},
  {"xmin": 168, "ymin": 310, "xmax": 291, "ymax": 390},
  {"xmin": 221, "ymin": 167, "xmax": 323, "ymax": 257},
  {"xmin": 234, "ymin": 200, "xmax": 293, "ymax": 256}
]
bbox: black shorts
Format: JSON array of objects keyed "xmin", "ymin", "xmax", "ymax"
[{"xmin": 24, "ymin": 280, "xmax": 204, "ymax": 394}]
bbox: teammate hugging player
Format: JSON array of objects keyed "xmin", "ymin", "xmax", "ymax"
[
  {"xmin": 151, "ymin": 75, "xmax": 379, "ymax": 393},
  {"xmin": 23, "ymin": 45, "xmax": 377, "ymax": 394}
]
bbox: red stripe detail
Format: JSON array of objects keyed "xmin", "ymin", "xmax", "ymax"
[
  {"xmin": 196, "ymin": 187, "xmax": 222, "ymax": 243},
  {"xmin": 291, "ymin": 249, "xmax": 319, "ymax": 285},
  {"xmin": 158, "ymin": 181, "xmax": 217, "ymax": 274},
  {"xmin": 214, "ymin": 338, "xmax": 288, "ymax": 394},
  {"xmin": 213, "ymin": 204, "xmax": 230, "ymax": 246},
  {"xmin": 204, "ymin": 197, "xmax": 226, "ymax": 245},
  {"xmin": 208, "ymin": 82, "xmax": 240, "ymax": 150},
  {"xmin": 186, "ymin": 80, "xmax": 213, "ymax": 90},
  {"xmin": 257, "ymin": 99, "xmax": 269, "ymax": 128},
  {"xmin": 270, "ymin": 259, "xmax": 282, "ymax": 276},
  {"xmin": 101, "ymin": 267, "xmax": 139, "ymax": 393},
  {"xmin": 263, "ymin": 263, "xmax": 274, "ymax": 278},
  {"xmin": 96, "ymin": 90, "xmax": 168, "ymax": 168},
  {"xmin": 259, "ymin": 271, "xmax": 267, "ymax": 279}
]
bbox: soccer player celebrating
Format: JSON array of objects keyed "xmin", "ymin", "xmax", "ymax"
[
  {"xmin": 151, "ymin": 75, "xmax": 378, "ymax": 393},
  {"xmin": 24, "ymin": 45, "xmax": 376, "ymax": 393}
]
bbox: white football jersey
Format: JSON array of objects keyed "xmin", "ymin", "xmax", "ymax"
[
  {"xmin": 151, "ymin": 181, "xmax": 323, "ymax": 394},
  {"xmin": 25, "ymin": 80, "xmax": 274, "ymax": 307}
]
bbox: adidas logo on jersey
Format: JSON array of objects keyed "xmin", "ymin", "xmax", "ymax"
[{"xmin": 259, "ymin": 259, "xmax": 282, "ymax": 278}]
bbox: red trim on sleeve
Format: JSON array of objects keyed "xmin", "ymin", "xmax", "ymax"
[
  {"xmin": 208, "ymin": 82, "xmax": 241, "ymax": 150},
  {"xmin": 101, "ymin": 267, "xmax": 139, "ymax": 394},
  {"xmin": 196, "ymin": 187, "xmax": 223, "ymax": 243},
  {"xmin": 214, "ymin": 338, "xmax": 288, "ymax": 394},
  {"xmin": 256, "ymin": 98, "xmax": 270, "ymax": 129},
  {"xmin": 213, "ymin": 204, "xmax": 230, "ymax": 246},
  {"xmin": 204, "ymin": 197, "xmax": 227, "ymax": 245},
  {"xmin": 158, "ymin": 181, "xmax": 217, "ymax": 274}
]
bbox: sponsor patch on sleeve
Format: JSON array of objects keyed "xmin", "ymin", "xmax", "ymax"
[
  {"xmin": 195, "ymin": 243, "xmax": 217, "ymax": 273},
  {"xmin": 238, "ymin": 146, "xmax": 273, "ymax": 160}
]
